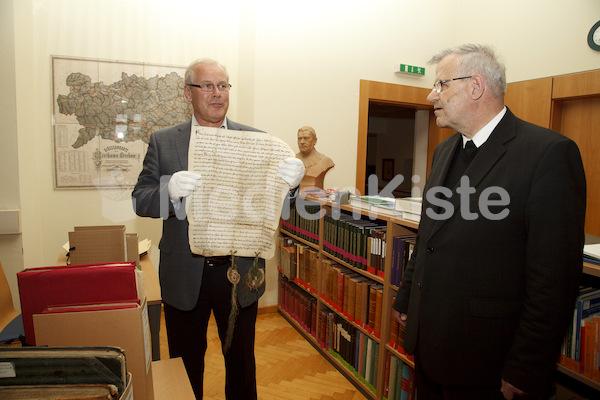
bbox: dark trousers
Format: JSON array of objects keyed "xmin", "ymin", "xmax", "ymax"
[
  {"xmin": 164, "ymin": 262, "xmax": 258, "ymax": 400},
  {"xmin": 413, "ymin": 340, "xmax": 553, "ymax": 400},
  {"xmin": 414, "ymin": 346, "xmax": 505, "ymax": 400}
]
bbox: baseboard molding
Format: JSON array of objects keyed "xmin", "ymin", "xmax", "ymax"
[{"xmin": 258, "ymin": 305, "xmax": 278, "ymax": 315}]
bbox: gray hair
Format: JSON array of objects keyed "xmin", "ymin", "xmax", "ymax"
[
  {"xmin": 429, "ymin": 44, "xmax": 506, "ymax": 98},
  {"xmin": 185, "ymin": 58, "xmax": 229, "ymax": 84}
]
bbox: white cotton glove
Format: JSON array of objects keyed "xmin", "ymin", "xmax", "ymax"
[
  {"xmin": 277, "ymin": 157, "xmax": 305, "ymax": 189},
  {"xmin": 168, "ymin": 171, "xmax": 202, "ymax": 202}
]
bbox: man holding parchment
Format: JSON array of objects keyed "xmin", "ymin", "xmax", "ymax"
[{"xmin": 132, "ymin": 59, "xmax": 304, "ymax": 400}]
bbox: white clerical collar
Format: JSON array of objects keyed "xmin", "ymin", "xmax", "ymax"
[
  {"xmin": 191, "ymin": 116, "xmax": 228, "ymax": 129},
  {"xmin": 462, "ymin": 106, "xmax": 507, "ymax": 148}
]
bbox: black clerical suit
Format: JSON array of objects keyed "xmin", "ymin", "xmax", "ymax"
[{"xmin": 393, "ymin": 108, "xmax": 586, "ymax": 398}]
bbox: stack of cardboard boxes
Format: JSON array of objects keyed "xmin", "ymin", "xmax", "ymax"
[{"xmin": 7, "ymin": 225, "xmax": 154, "ymax": 400}]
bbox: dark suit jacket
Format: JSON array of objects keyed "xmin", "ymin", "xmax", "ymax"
[
  {"xmin": 393, "ymin": 108, "xmax": 586, "ymax": 396},
  {"xmin": 132, "ymin": 118, "xmax": 266, "ymax": 311}
]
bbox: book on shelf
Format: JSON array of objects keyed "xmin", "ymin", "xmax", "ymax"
[
  {"xmin": 355, "ymin": 278, "xmax": 372, "ymax": 328},
  {"xmin": 559, "ymin": 287, "xmax": 600, "ymax": 378},
  {"xmin": 278, "ymin": 235, "xmax": 297, "ymax": 280},
  {"xmin": 370, "ymin": 203, "xmax": 403, "ymax": 217},
  {"xmin": 366, "ymin": 283, "xmax": 384, "ymax": 337},
  {"xmin": 389, "ymin": 296, "xmax": 399, "ymax": 347},
  {"xmin": 280, "ymin": 202, "xmax": 320, "ymax": 245},
  {"xmin": 401, "ymin": 211, "xmax": 421, "ymax": 222},
  {"xmin": 294, "ymin": 244, "xmax": 319, "ymax": 293},
  {"xmin": 368, "ymin": 227, "xmax": 387, "ymax": 278},
  {"xmin": 390, "ymin": 234, "xmax": 417, "ymax": 287},
  {"xmin": 583, "ymin": 233, "xmax": 600, "ymax": 264},
  {"xmin": 394, "ymin": 197, "xmax": 422, "ymax": 214},
  {"xmin": 374, "ymin": 286, "xmax": 383, "ymax": 338},
  {"xmin": 388, "ymin": 301, "xmax": 412, "ymax": 361},
  {"xmin": 384, "ymin": 353, "xmax": 416, "ymax": 400},
  {"xmin": 349, "ymin": 195, "xmax": 396, "ymax": 210},
  {"xmin": 584, "ymin": 243, "xmax": 600, "ymax": 262},
  {"xmin": 386, "ymin": 351, "xmax": 396, "ymax": 399}
]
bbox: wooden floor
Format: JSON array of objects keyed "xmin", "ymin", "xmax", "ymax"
[{"xmin": 160, "ymin": 307, "xmax": 368, "ymax": 400}]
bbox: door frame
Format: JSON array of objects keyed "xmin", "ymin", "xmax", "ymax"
[{"xmin": 356, "ymin": 79, "xmax": 453, "ymax": 193}]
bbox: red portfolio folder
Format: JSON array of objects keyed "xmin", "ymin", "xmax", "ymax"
[{"xmin": 17, "ymin": 262, "xmax": 138, "ymax": 345}]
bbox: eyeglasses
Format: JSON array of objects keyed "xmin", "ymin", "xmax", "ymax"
[
  {"xmin": 187, "ymin": 82, "xmax": 232, "ymax": 92},
  {"xmin": 433, "ymin": 76, "xmax": 472, "ymax": 93}
]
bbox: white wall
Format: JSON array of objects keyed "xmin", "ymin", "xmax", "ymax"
[
  {"xmin": 3, "ymin": 0, "xmax": 599, "ymax": 310},
  {"xmin": 0, "ymin": 0, "xmax": 24, "ymax": 306}
]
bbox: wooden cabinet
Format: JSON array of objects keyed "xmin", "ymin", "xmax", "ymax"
[
  {"xmin": 278, "ymin": 198, "xmax": 418, "ymax": 399},
  {"xmin": 506, "ymin": 69, "xmax": 600, "ymax": 237}
]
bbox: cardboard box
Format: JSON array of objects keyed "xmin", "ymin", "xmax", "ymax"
[
  {"xmin": 126, "ymin": 233, "xmax": 140, "ymax": 264},
  {"xmin": 33, "ymin": 299, "xmax": 154, "ymax": 400},
  {"xmin": 69, "ymin": 225, "xmax": 127, "ymax": 264},
  {"xmin": 17, "ymin": 261, "xmax": 141, "ymax": 345}
]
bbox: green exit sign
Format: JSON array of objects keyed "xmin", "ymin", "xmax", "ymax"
[{"xmin": 397, "ymin": 64, "xmax": 425, "ymax": 76}]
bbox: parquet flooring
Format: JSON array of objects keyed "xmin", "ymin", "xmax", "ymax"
[{"xmin": 159, "ymin": 307, "xmax": 368, "ymax": 400}]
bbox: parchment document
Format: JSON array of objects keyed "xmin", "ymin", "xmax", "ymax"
[{"xmin": 186, "ymin": 127, "xmax": 295, "ymax": 259}]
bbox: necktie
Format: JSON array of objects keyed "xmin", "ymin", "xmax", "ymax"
[{"xmin": 463, "ymin": 140, "xmax": 477, "ymax": 164}]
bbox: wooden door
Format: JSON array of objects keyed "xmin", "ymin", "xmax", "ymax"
[
  {"xmin": 356, "ymin": 80, "xmax": 451, "ymax": 193},
  {"xmin": 557, "ymin": 97, "xmax": 600, "ymax": 235}
]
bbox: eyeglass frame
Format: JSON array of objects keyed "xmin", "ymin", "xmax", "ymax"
[
  {"xmin": 433, "ymin": 76, "xmax": 472, "ymax": 93},
  {"xmin": 186, "ymin": 82, "xmax": 232, "ymax": 92}
]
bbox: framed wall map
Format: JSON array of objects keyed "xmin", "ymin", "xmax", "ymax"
[{"xmin": 52, "ymin": 56, "xmax": 192, "ymax": 189}]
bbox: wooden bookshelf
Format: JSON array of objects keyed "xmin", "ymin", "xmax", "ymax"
[
  {"xmin": 556, "ymin": 364, "xmax": 600, "ymax": 392},
  {"xmin": 278, "ymin": 198, "xmax": 418, "ymax": 399},
  {"xmin": 583, "ymin": 262, "xmax": 600, "ymax": 278},
  {"xmin": 278, "ymin": 197, "xmax": 600, "ymax": 398}
]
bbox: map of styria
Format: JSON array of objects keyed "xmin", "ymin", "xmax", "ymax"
[{"xmin": 52, "ymin": 56, "xmax": 192, "ymax": 189}]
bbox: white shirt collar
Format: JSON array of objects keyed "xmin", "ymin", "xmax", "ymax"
[
  {"xmin": 462, "ymin": 106, "xmax": 507, "ymax": 148},
  {"xmin": 191, "ymin": 116, "xmax": 228, "ymax": 129}
]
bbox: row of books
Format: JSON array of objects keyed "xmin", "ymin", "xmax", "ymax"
[
  {"xmin": 278, "ymin": 236, "xmax": 297, "ymax": 281},
  {"xmin": 278, "ymin": 236, "xmax": 319, "ymax": 292},
  {"xmin": 320, "ymin": 261, "xmax": 384, "ymax": 338},
  {"xmin": 278, "ymin": 234, "xmax": 414, "ymax": 344},
  {"xmin": 278, "ymin": 277, "xmax": 380, "ymax": 394},
  {"xmin": 388, "ymin": 297, "xmax": 413, "ymax": 362},
  {"xmin": 323, "ymin": 312, "xmax": 380, "ymax": 393},
  {"xmin": 326, "ymin": 311, "xmax": 379, "ymax": 393},
  {"xmin": 323, "ymin": 213, "xmax": 388, "ymax": 277},
  {"xmin": 383, "ymin": 352, "xmax": 416, "ymax": 400},
  {"xmin": 280, "ymin": 202, "xmax": 321, "ymax": 245},
  {"xmin": 279, "ymin": 277, "xmax": 317, "ymax": 337},
  {"xmin": 559, "ymin": 287, "xmax": 600, "ymax": 380}
]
